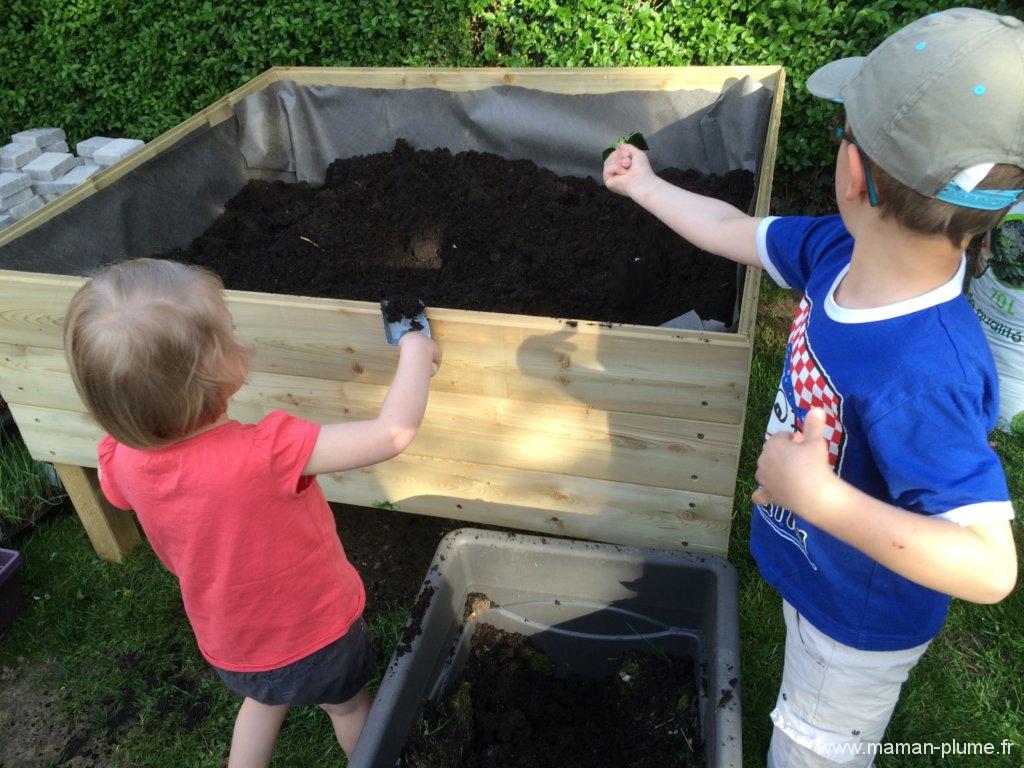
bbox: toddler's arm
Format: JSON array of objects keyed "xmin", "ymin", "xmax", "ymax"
[
  {"xmin": 302, "ymin": 332, "xmax": 441, "ymax": 475},
  {"xmin": 753, "ymin": 410, "xmax": 1018, "ymax": 604},
  {"xmin": 603, "ymin": 144, "xmax": 762, "ymax": 267}
]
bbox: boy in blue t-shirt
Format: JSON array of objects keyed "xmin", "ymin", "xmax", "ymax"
[{"xmin": 605, "ymin": 8, "xmax": 1021, "ymax": 767}]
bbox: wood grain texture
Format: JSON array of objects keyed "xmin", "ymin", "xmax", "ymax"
[
  {"xmin": 737, "ymin": 67, "xmax": 786, "ymax": 341},
  {"xmin": 21, "ymin": 405, "xmax": 730, "ymax": 553},
  {"xmin": 52, "ymin": 463, "xmax": 141, "ymax": 562},
  {"xmin": 0, "ymin": 343, "xmax": 740, "ymax": 494},
  {"xmin": 0, "ymin": 271, "xmax": 750, "ymax": 423},
  {"xmin": 273, "ymin": 65, "xmax": 782, "ymax": 94}
]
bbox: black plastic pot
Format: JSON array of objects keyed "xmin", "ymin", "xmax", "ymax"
[
  {"xmin": 0, "ymin": 547, "xmax": 24, "ymax": 635},
  {"xmin": 352, "ymin": 529, "xmax": 741, "ymax": 768}
]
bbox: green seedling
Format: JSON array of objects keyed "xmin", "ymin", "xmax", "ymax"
[
  {"xmin": 520, "ymin": 643, "xmax": 554, "ymax": 676},
  {"xmin": 372, "ymin": 500, "xmax": 401, "ymax": 511},
  {"xmin": 675, "ymin": 690, "xmax": 692, "ymax": 713},
  {"xmin": 450, "ymin": 680, "xmax": 473, "ymax": 722},
  {"xmin": 602, "ymin": 131, "xmax": 648, "ymax": 161},
  {"xmin": 618, "ymin": 655, "xmax": 640, "ymax": 683},
  {"xmin": 419, "ymin": 716, "xmax": 450, "ymax": 739}
]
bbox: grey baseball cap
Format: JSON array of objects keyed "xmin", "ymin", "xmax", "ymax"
[{"xmin": 807, "ymin": 8, "xmax": 1024, "ymax": 210}]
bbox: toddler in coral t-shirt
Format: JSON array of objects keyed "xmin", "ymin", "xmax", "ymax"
[{"xmin": 63, "ymin": 258, "xmax": 441, "ymax": 766}]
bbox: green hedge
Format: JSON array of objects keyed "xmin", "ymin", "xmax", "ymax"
[{"xmin": 0, "ymin": 1, "xmax": 1016, "ymax": 209}]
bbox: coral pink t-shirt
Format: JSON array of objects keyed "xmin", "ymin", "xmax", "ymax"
[{"xmin": 97, "ymin": 411, "xmax": 365, "ymax": 672}]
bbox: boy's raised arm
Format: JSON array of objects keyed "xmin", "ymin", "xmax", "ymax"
[
  {"xmin": 603, "ymin": 144, "xmax": 763, "ymax": 268},
  {"xmin": 303, "ymin": 331, "xmax": 442, "ymax": 476}
]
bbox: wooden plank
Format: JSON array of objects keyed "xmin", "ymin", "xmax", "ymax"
[
  {"xmin": 16, "ymin": 404, "xmax": 730, "ymax": 553},
  {"xmin": 0, "ymin": 343, "xmax": 740, "ymax": 495},
  {"xmin": 272, "ymin": 65, "xmax": 783, "ymax": 94},
  {"xmin": 737, "ymin": 67, "xmax": 786, "ymax": 341},
  {"xmin": 52, "ymin": 463, "xmax": 141, "ymax": 562},
  {"xmin": 0, "ymin": 271, "xmax": 750, "ymax": 423}
]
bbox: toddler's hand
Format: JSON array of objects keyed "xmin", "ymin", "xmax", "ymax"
[
  {"xmin": 603, "ymin": 144, "xmax": 655, "ymax": 200},
  {"xmin": 751, "ymin": 408, "xmax": 836, "ymax": 517},
  {"xmin": 399, "ymin": 331, "xmax": 442, "ymax": 376}
]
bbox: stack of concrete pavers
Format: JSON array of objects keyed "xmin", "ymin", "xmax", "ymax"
[
  {"xmin": 0, "ymin": 170, "xmax": 42, "ymax": 229},
  {"xmin": 0, "ymin": 128, "xmax": 145, "ymax": 230}
]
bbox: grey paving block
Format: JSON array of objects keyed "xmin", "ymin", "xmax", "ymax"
[
  {"xmin": 32, "ymin": 179, "xmax": 60, "ymax": 195},
  {"xmin": 0, "ymin": 171, "xmax": 31, "ymax": 198},
  {"xmin": 41, "ymin": 140, "xmax": 70, "ymax": 154},
  {"xmin": 11, "ymin": 127, "xmax": 66, "ymax": 147},
  {"xmin": 76, "ymin": 136, "xmax": 114, "ymax": 158},
  {"xmin": 41, "ymin": 192, "xmax": 61, "ymax": 203},
  {"xmin": 93, "ymin": 138, "xmax": 145, "ymax": 166},
  {"xmin": 0, "ymin": 143, "xmax": 41, "ymax": 171},
  {"xmin": 22, "ymin": 152, "xmax": 76, "ymax": 181},
  {"xmin": 9, "ymin": 194, "xmax": 44, "ymax": 220},
  {"xmin": 0, "ymin": 187, "xmax": 34, "ymax": 211},
  {"xmin": 0, "ymin": 212, "xmax": 13, "ymax": 231},
  {"xmin": 54, "ymin": 163, "xmax": 102, "ymax": 193}
]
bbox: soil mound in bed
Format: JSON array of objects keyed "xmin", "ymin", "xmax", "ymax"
[
  {"xmin": 172, "ymin": 140, "xmax": 752, "ymax": 326},
  {"xmin": 403, "ymin": 623, "xmax": 703, "ymax": 768}
]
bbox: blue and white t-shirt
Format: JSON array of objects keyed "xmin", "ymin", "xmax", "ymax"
[{"xmin": 751, "ymin": 214, "xmax": 1015, "ymax": 651}]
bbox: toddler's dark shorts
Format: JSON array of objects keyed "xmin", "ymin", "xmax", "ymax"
[{"xmin": 213, "ymin": 617, "xmax": 376, "ymax": 706}]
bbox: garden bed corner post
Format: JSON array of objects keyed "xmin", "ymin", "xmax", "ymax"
[{"xmin": 53, "ymin": 464, "xmax": 141, "ymax": 562}]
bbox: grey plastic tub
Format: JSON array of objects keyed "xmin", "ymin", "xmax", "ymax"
[
  {"xmin": 352, "ymin": 528, "xmax": 740, "ymax": 767},
  {"xmin": 0, "ymin": 547, "xmax": 24, "ymax": 635}
]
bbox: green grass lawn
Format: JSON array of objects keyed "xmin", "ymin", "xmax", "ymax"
[{"xmin": 1, "ymin": 281, "xmax": 1022, "ymax": 766}]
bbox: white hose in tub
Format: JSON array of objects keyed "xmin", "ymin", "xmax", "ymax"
[{"xmin": 485, "ymin": 598, "xmax": 690, "ymax": 641}]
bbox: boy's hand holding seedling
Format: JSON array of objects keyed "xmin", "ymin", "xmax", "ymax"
[
  {"xmin": 602, "ymin": 143, "xmax": 657, "ymax": 199},
  {"xmin": 602, "ymin": 143, "xmax": 762, "ymax": 268}
]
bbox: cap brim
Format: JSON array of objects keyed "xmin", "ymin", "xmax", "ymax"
[{"xmin": 807, "ymin": 57, "xmax": 866, "ymax": 103}]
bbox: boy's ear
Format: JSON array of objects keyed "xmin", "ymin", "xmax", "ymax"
[{"xmin": 842, "ymin": 142, "xmax": 868, "ymax": 203}]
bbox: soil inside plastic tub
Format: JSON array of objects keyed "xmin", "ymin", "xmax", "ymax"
[
  {"xmin": 402, "ymin": 623, "xmax": 703, "ymax": 768},
  {"xmin": 167, "ymin": 139, "xmax": 753, "ymax": 327}
]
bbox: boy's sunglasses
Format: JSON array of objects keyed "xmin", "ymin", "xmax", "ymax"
[{"xmin": 828, "ymin": 118, "xmax": 879, "ymax": 207}]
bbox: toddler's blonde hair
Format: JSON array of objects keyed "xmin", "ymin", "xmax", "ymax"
[{"xmin": 64, "ymin": 259, "xmax": 249, "ymax": 449}]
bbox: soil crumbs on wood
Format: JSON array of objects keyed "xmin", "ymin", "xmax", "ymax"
[
  {"xmin": 173, "ymin": 139, "xmax": 753, "ymax": 326},
  {"xmin": 403, "ymin": 624, "xmax": 703, "ymax": 768}
]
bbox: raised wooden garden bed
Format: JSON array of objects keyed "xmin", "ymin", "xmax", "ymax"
[{"xmin": 0, "ymin": 67, "xmax": 784, "ymax": 562}]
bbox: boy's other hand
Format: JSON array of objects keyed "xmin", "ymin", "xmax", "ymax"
[
  {"xmin": 603, "ymin": 144, "xmax": 655, "ymax": 200},
  {"xmin": 752, "ymin": 408, "xmax": 836, "ymax": 514},
  {"xmin": 399, "ymin": 330, "xmax": 442, "ymax": 376}
]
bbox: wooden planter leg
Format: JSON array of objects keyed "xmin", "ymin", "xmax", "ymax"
[{"xmin": 53, "ymin": 464, "xmax": 141, "ymax": 563}]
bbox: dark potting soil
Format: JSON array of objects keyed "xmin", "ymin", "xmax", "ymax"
[
  {"xmin": 403, "ymin": 624, "xmax": 704, "ymax": 768},
  {"xmin": 395, "ymin": 582, "xmax": 437, "ymax": 658},
  {"xmin": 171, "ymin": 140, "xmax": 753, "ymax": 326},
  {"xmin": 330, "ymin": 503, "xmax": 464, "ymax": 612},
  {"xmin": 383, "ymin": 295, "xmax": 426, "ymax": 325}
]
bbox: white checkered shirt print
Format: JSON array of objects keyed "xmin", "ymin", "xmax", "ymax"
[{"xmin": 788, "ymin": 298, "xmax": 846, "ymax": 469}]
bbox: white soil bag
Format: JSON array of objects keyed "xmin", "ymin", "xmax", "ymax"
[{"xmin": 968, "ymin": 202, "xmax": 1024, "ymax": 432}]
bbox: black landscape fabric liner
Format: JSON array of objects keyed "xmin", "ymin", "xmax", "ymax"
[{"xmin": 0, "ymin": 77, "xmax": 772, "ymax": 320}]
